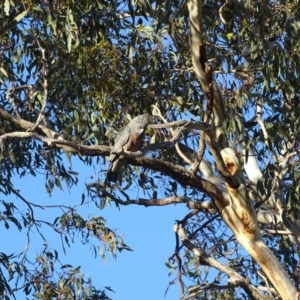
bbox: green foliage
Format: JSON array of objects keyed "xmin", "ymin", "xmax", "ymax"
[
  {"xmin": 0, "ymin": 248, "xmax": 112, "ymax": 299},
  {"xmin": 1, "ymin": 0, "xmax": 300, "ymax": 298}
]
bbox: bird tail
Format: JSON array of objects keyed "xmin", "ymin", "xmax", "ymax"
[{"xmin": 105, "ymin": 163, "xmax": 118, "ymax": 183}]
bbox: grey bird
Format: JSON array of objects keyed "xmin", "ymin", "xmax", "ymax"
[{"xmin": 105, "ymin": 113, "xmax": 156, "ymax": 183}]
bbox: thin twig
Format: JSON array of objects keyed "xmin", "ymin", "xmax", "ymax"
[
  {"xmin": 178, "ymin": 209, "xmax": 200, "ymax": 225},
  {"xmin": 152, "ymin": 105, "xmax": 193, "ymax": 165},
  {"xmin": 30, "ymin": 39, "xmax": 48, "ymax": 132},
  {"xmin": 174, "ymin": 230, "xmax": 185, "ymax": 297},
  {"xmin": 257, "ymin": 270, "xmax": 272, "ymax": 298},
  {"xmin": 90, "ymin": 189, "xmax": 216, "ymax": 212},
  {"xmin": 171, "ymin": 215, "xmax": 220, "ymax": 257},
  {"xmin": 256, "ymin": 98, "xmax": 278, "ymax": 165},
  {"xmin": 219, "ymin": 0, "xmax": 230, "ymax": 25}
]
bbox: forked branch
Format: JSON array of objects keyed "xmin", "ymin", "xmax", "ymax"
[{"xmin": 174, "ymin": 224, "xmax": 272, "ymax": 300}]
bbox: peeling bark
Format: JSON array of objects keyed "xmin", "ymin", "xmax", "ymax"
[
  {"xmin": 185, "ymin": 0, "xmax": 298, "ymax": 297},
  {"xmin": 220, "ymin": 149, "xmax": 298, "ymax": 299}
]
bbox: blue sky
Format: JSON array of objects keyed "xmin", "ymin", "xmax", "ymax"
[
  {"xmin": 2, "ymin": 156, "xmax": 187, "ymax": 299},
  {"xmin": 1, "ymin": 13, "xmax": 196, "ymax": 299}
]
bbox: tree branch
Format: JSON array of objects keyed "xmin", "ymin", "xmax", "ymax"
[
  {"xmin": 219, "ymin": 0, "xmax": 230, "ymax": 25},
  {"xmin": 0, "ymin": 131, "xmax": 110, "ymax": 156},
  {"xmin": 130, "ymin": 156, "xmax": 229, "ymax": 212},
  {"xmin": 150, "ymin": 118, "xmax": 239, "ymax": 188},
  {"xmin": 152, "ymin": 105, "xmax": 193, "ymax": 165},
  {"xmin": 88, "ymin": 188, "xmax": 217, "ymax": 212},
  {"xmin": 174, "ymin": 224, "xmax": 272, "ymax": 300}
]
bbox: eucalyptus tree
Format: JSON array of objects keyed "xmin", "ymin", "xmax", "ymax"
[{"xmin": 0, "ymin": 0, "xmax": 300, "ymax": 299}]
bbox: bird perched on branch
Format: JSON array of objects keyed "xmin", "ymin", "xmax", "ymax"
[{"xmin": 105, "ymin": 113, "xmax": 156, "ymax": 183}]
